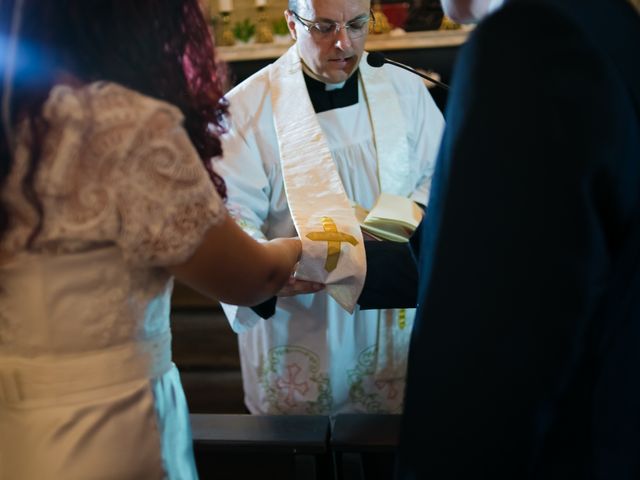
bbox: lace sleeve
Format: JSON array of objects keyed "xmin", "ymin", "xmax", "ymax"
[{"xmin": 116, "ymin": 105, "xmax": 225, "ymax": 267}]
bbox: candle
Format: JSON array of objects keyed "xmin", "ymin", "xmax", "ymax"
[
  {"xmin": 219, "ymin": 0, "xmax": 233, "ymax": 12},
  {"xmin": 255, "ymin": 0, "xmax": 267, "ymax": 6}
]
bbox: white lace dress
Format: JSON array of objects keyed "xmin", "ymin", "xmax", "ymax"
[{"xmin": 0, "ymin": 82, "xmax": 224, "ymax": 479}]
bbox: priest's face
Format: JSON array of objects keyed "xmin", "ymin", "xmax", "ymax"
[{"xmin": 286, "ymin": 0, "xmax": 371, "ymax": 84}]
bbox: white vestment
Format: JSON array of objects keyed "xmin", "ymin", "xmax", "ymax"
[{"xmin": 216, "ymin": 48, "xmax": 444, "ymax": 414}]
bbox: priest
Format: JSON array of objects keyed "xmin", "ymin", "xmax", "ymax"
[{"xmin": 215, "ymin": 0, "xmax": 444, "ymax": 414}]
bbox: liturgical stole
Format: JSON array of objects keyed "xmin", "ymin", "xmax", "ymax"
[{"xmin": 269, "ymin": 46, "xmax": 409, "ymax": 313}]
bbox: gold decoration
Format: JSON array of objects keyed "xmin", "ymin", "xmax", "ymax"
[
  {"xmin": 255, "ymin": 5, "xmax": 274, "ymax": 43},
  {"xmin": 398, "ymin": 308, "xmax": 407, "ymax": 329},
  {"xmin": 219, "ymin": 11, "xmax": 236, "ymax": 46},
  {"xmin": 306, "ymin": 217, "xmax": 359, "ymax": 272},
  {"xmin": 439, "ymin": 15, "xmax": 462, "ymax": 30},
  {"xmin": 370, "ymin": 1, "xmax": 391, "ymax": 34}
]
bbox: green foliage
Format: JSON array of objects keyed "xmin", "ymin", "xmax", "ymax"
[
  {"xmin": 272, "ymin": 17, "xmax": 289, "ymax": 36},
  {"xmin": 232, "ymin": 18, "xmax": 256, "ymax": 42}
]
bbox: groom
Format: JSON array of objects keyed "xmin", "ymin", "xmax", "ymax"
[{"xmin": 397, "ymin": 0, "xmax": 640, "ymax": 478}]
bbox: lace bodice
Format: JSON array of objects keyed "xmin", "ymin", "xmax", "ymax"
[{"xmin": 0, "ymin": 82, "xmax": 225, "ymax": 355}]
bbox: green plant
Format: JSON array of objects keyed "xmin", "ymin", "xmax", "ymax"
[
  {"xmin": 272, "ymin": 17, "xmax": 289, "ymax": 36},
  {"xmin": 232, "ymin": 18, "xmax": 256, "ymax": 42}
]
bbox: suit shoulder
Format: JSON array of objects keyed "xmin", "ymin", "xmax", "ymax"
[
  {"xmin": 461, "ymin": 0, "xmax": 600, "ymax": 74},
  {"xmin": 470, "ymin": 0, "xmax": 608, "ymax": 49}
]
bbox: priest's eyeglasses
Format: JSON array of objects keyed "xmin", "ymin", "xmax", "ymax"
[{"xmin": 290, "ymin": 10, "xmax": 373, "ymax": 40}]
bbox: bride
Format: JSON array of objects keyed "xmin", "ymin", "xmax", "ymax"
[{"xmin": 0, "ymin": 1, "xmax": 304, "ymax": 478}]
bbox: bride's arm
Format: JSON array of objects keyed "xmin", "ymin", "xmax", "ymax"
[{"xmin": 167, "ymin": 213, "xmax": 301, "ymax": 307}]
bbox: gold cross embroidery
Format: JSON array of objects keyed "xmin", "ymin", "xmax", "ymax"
[{"xmin": 306, "ymin": 216, "xmax": 359, "ymax": 272}]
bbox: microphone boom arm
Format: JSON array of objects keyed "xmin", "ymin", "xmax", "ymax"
[{"xmin": 385, "ymin": 58, "xmax": 450, "ymax": 91}]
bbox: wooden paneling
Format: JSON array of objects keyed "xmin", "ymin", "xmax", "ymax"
[{"xmin": 171, "ymin": 289, "xmax": 245, "ymax": 413}]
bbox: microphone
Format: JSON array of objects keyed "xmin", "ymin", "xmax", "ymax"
[{"xmin": 366, "ymin": 52, "xmax": 450, "ymax": 91}]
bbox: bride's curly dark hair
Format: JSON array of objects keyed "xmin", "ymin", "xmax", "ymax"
[{"xmin": 0, "ymin": 0, "xmax": 229, "ymax": 243}]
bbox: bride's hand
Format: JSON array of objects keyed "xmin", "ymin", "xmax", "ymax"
[{"xmin": 277, "ymin": 276, "xmax": 325, "ymax": 297}]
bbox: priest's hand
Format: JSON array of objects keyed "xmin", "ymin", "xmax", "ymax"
[{"xmin": 277, "ymin": 276, "xmax": 325, "ymax": 297}]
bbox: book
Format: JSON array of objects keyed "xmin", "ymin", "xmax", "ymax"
[{"xmin": 355, "ymin": 193, "xmax": 424, "ymax": 243}]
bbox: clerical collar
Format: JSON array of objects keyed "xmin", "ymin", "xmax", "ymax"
[{"xmin": 303, "ymin": 70, "xmax": 359, "ymax": 114}]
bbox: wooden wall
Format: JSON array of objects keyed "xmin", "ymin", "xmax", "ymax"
[{"xmin": 171, "ymin": 283, "xmax": 246, "ymax": 413}]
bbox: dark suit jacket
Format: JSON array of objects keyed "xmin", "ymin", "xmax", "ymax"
[{"xmin": 396, "ymin": 0, "xmax": 640, "ymax": 478}]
